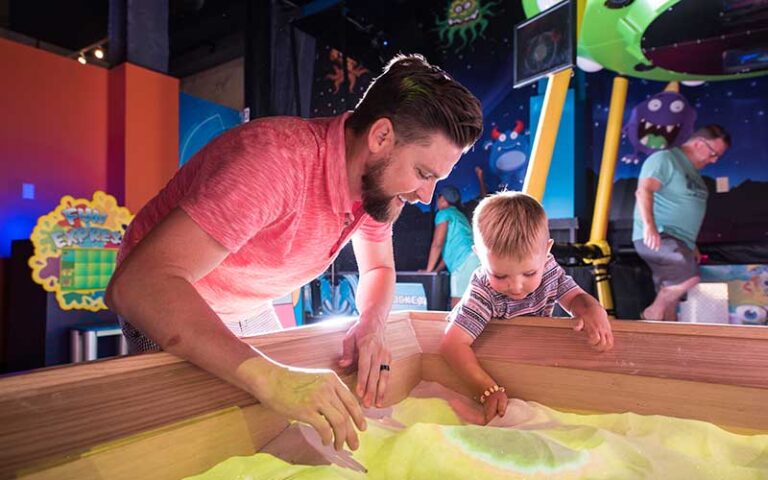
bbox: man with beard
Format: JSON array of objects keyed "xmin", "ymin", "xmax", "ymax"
[{"xmin": 106, "ymin": 54, "xmax": 483, "ymax": 452}]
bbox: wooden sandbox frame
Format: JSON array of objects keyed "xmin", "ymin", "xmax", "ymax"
[{"xmin": 1, "ymin": 311, "xmax": 766, "ymax": 479}]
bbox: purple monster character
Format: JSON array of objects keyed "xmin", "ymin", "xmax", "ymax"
[
  {"xmin": 621, "ymin": 91, "xmax": 697, "ymax": 164},
  {"xmin": 483, "ymin": 120, "xmax": 530, "ymax": 190}
]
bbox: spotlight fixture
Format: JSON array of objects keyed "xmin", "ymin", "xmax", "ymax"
[
  {"xmin": 78, "ymin": 54, "xmax": 87, "ymax": 65},
  {"xmin": 94, "ymin": 47, "xmax": 104, "ymax": 59}
]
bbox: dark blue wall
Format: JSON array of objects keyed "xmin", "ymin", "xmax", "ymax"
[{"xmin": 307, "ymin": 1, "xmax": 768, "ymax": 260}]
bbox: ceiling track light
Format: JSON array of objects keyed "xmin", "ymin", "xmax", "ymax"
[{"xmin": 71, "ymin": 38, "xmax": 108, "ymax": 65}]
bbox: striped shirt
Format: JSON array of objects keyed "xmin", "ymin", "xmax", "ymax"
[{"xmin": 448, "ymin": 255, "xmax": 579, "ymax": 340}]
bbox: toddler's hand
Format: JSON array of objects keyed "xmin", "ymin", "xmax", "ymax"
[
  {"xmin": 482, "ymin": 391, "xmax": 507, "ymax": 424},
  {"xmin": 573, "ymin": 312, "xmax": 614, "ymax": 352}
]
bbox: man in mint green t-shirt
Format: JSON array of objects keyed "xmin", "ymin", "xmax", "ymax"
[
  {"xmin": 633, "ymin": 125, "xmax": 731, "ymax": 321},
  {"xmin": 423, "ymin": 186, "xmax": 481, "ymax": 307}
]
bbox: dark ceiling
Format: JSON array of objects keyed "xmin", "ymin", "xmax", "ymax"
[
  {"xmin": 168, "ymin": 0, "xmax": 247, "ymax": 76},
  {"xmin": 8, "ymin": 0, "xmax": 109, "ymax": 51},
  {"xmin": 292, "ymin": 0, "xmax": 443, "ymax": 72},
  {"xmin": 4, "ymin": 0, "xmax": 518, "ymax": 76},
  {"xmin": 6, "ymin": 0, "xmax": 247, "ymax": 73}
]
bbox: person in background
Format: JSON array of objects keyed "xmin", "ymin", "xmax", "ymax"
[
  {"xmin": 440, "ymin": 192, "xmax": 614, "ymax": 423},
  {"xmin": 633, "ymin": 125, "xmax": 731, "ymax": 321},
  {"xmin": 422, "ymin": 185, "xmax": 481, "ymax": 307}
]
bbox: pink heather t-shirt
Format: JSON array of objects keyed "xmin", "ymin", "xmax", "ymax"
[{"xmin": 118, "ymin": 113, "xmax": 392, "ymax": 323}]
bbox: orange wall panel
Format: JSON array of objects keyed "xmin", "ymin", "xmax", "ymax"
[
  {"xmin": 0, "ymin": 38, "xmax": 109, "ymax": 255},
  {"xmin": 1, "ymin": 38, "xmax": 179, "ymax": 257},
  {"xmin": 123, "ymin": 64, "xmax": 179, "ymax": 213}
]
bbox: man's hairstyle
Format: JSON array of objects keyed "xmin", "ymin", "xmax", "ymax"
[
  {"xmin": 690, "ymin": 124, "xmax": 731, "ymax": 148},
  {"xmin": 347, "ymin": 54, "xmax": 483, "ymax": 151},
  {"xmin": 473, "ymin": 191, "xmax": 549, "ymax": 259}
]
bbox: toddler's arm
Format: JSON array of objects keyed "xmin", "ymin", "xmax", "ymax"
[
  {"xmin": 560, "ymin": 287, "xmax": 614, "ymax": 351},
  {"xmin": 440, "ymin": 323, "xmax": 508, "ymax": 423}
]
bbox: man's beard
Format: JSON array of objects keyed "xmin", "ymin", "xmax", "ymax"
[{"xmin": 361, "ymin": 155, "xmax": 402, "ymax": 223}]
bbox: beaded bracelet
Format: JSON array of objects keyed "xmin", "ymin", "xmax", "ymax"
[{"xmin": 479, "ymin": 384, "xmax": 506, "ymax": 404}]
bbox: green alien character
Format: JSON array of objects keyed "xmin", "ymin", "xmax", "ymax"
[{"xmin": 435, "ymin": 0, "xmax": 499, "ymax": 52}]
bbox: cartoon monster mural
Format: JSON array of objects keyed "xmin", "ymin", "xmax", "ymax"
[
  {"xmin": 733, "ymin": 305, "xmax": 767, "ymax": 325},
  {"xmin": 435, "ymin": 0, "xmax": 499, "ymax": 52},
  {"xmin": 730, "ymin": 265, "xmax": 768, "ymax": 325},
  {"xmin": 621, "ymin": 90, "xmax": 696, "ymax": 164},
  {"xmin": 325, "ymin": 49, "xmax": 370, "ymax": 95},
  {"xmin": 483, "ymin": 120, "xmax": 530, "ymax": 190},
  {"xmin": 696, "ymin": 264, "xmax": 768, "ymax": 326},
  {"xmin": 743, "ymin": 265, "xmax": 768, "ymax": 297}
]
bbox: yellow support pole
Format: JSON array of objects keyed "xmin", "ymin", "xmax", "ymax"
[
  {"xmin": 522, "ymin": 68, "xmax": 573, "ymax": 201},
  {"xmin": 589, "ymin": 76, "xmax": 629, "ymax": 243},
  {"xmin": 585, "ymin": 75, "xmax": 629, "ymax": 318},
  {"xmin": 523, "ymin": 0, "xmax": 583, "ymax": 201},
  {"xmin": 576, "ymin": 0, "xmax": 586, "ymax": 40}
]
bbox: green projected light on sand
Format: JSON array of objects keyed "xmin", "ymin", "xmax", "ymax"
[
  {"xmin": 445, "ymin": 426, "xmax": 589, "ymax": 472},
  {"xmin": 188, "ymin": 383, "xmax": 768, "ymax": 480}
]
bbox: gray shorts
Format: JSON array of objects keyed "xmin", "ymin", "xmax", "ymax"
[
  {"xmin": 119, "ymin": 305, "xmax": 283, "ymax": 354},
  {"xmin": 634, "ymin": 234, "xmax": 699, "ymax": 291}
]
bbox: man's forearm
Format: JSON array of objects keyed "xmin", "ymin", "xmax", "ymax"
[
  {"xmin": 354, "ymin": 266, "xmax": 395, "ymax": 326},
  {"xmin": 636, "ymin": 190, "xmax": 657, "ymax": 231},
  {"xmin": 107, "ymin": 271, "xmax": 268, "ymax": 396}
]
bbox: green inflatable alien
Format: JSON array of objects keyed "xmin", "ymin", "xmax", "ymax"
[{"xmin": 522, "ymin": 0, "xmax": 768, "ymax": 82}]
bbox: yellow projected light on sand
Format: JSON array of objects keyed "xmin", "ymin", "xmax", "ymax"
[
  {"xmin": 1, "ymin": 312, "xmax": 766, "ymax": 479},
  {"xmin": 189, "ymin": 382, "xmax": 767, "ymax": 479}
]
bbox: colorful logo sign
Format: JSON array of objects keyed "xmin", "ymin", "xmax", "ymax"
[
  {"xmin": 392, "ymin": 283, "xmax": 428, "ymax": 311},
  {"xmin": 28, "ymin": 191, "xmax": 133, "ymax": 311}
]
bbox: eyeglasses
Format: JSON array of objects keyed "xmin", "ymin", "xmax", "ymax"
[{"xmin": 699, "ymin": 139, "xmax": 721, "ymax": 159}]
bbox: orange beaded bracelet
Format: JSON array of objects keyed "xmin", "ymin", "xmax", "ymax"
[{"xmin": 479, "ymin": 384, "xmax": 506, "ymax": 404}]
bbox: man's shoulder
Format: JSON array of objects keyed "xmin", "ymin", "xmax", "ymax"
[
  {"xmin": 645, "ymin": 148, "xmax": 678, "ymax": 165},
  {"xmin": 208, "ymin": 116, "xmax": 336, "ymax": 172},
  {"xmin": 237, "ymin": 116, "xmax": 326, "ymax": 145},
  {"xmin": 640, "ymin": 148, "xmax": 683, "ymax": 179}
]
